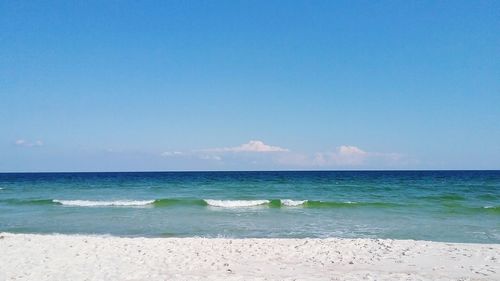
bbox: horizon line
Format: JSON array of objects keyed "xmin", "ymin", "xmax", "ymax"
[{"xmin": 1, "ymin": 169, "xmax": 499, "ymax": 174}]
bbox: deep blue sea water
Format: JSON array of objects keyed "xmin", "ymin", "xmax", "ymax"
[{"xmin": 0, "ymin": 171, "xmax": 499, "ymax": 243}]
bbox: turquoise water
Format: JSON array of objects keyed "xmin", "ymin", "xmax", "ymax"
[{"xmin": 0, "ymin": 171, "xmax": 499, "ymax": 243}]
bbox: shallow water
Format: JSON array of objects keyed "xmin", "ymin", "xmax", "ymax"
[{"xmin": 0, "ymin": 171, "xmax": 499, "ymax": 243}]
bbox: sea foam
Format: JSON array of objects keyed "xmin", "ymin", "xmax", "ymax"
[
  {"xmin": 203, "ymin": 199, "xmax": 308, "ymax": 207},
  {"xmin": 281, "ymin": 199, "xmax": 307, "ymax": 206},
  {"xmin": 53, "ymin": 200, "xmax": 155, "ymax": 207},
  {"xmin": 204, "ymin": 199, "xmax": 270, "ymax": 208}
]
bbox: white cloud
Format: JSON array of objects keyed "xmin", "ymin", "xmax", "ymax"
[
  {"xmin": 159, "ymin": 140, "xmax": 288, "ymax": 165},
  {"xmin": 14, "ymin": 139, "xmax": 43, "ymax": 147},
  {"xmin": 277, "ymin": 145, "xmax": 406, "ymax": 167},
  {"xmin": 327, "ymin": 145, "xmax": 368, "ymax": 165},
  {"xmin": 161, "ymin": 150, "xmax": 222, "ymax": 162},
  {"xmin": 159, "ymin": 142, "xmax": 409, "ymax": 169},
  {"xmin": 161, "ymin": 151, "xmax": 183, "ymax": 157},
  {"xmin": 204, "ymin": 140, "xmax": 289, "ymax": 153},
  {"xmin": 338, "ymin": 145, "xmax": 366, "ymax": 156}
]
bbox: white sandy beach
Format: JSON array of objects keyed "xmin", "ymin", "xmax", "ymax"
[{"xmin": 0, "ymin": 233, "xmax": 498, "ymax": 281}]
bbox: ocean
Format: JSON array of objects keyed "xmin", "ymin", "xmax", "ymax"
[{"xmin": 0, "ymin": 171, "xmax": 498, "ymax": 243}]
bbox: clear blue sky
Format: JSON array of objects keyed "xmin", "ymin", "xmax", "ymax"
[{"xmin": 1, "ymin": 0, "xmax": 499, "ymax": 172}]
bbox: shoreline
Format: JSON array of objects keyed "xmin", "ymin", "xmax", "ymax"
[
  {"xmin": 1, "ymin": 231, "xmax": 500, "ymax": 244},
  {"xmin": 1, "ymin": 233, "xmax": 498, "ymax": 280}
]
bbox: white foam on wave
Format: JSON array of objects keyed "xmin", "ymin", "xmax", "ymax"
[
  {"xmin": 204, "ymin": 199, "xmax": 270, "ymax": 208},
  {"xmin": 281, "ymin": 199, "xmax": 307, "ymax": 206},
  {"xmin": 53, "ymin": 200, "xmax": 155, "ymax": 207}
]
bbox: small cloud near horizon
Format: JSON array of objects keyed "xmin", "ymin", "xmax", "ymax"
[
  {"xmin": 161, "ymin": 151, "xmax": 183, "ymax": 157},
  {"xmin": 314, "ymin": 145, "xmax": 368, "ymax": 166},
  {"xmin": 161, "ymin": 150, "xmax": 222, "ymax": 161},
  {"xmin": 277, "ymin": 145, "xmax": 406, "ymax": 167},
  {"xmin": 14, "ymin": 139, "xmax": 44, "ymax": 147},
  {"xmin": 202, "ymin": 140, "xmax": 289, "ymax": 153},
  {"xmin": 161, "ymin": 140, "xmax": 288, "ymax": 162},
  {"xmin": 159, "ymin": 141, "xmax": 409, "ymax": 168}
]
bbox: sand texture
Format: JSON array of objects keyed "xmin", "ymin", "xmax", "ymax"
[{"xmin": 0, "ymin": 233, "xmax": 499, "ymax": 280}]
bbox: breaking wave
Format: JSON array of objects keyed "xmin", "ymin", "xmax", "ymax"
[
  {"xmin": 204, "ymin": 199, "xmax": 270, "ymax": 207},
  {"xmin": 2, "ymin": 198, "xmax": 413, "ymax": 209},
  {"xmin": 53, "ymin": 200, "xmax": 156, "ymax": 207}
]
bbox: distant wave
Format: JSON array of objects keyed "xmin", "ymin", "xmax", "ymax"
[
  {"xmin": 202, "ymin": 199, "xmax": 398, "ymax": 208},
  {"xmin": 483, "ymin": 206, "xmax": 500, "ymax": 213},
  {"xmin": 204, "ymin": 199, "xmax": 270, "ymax": 207},
  {"xmin": 42, "ymin": 199, "xmax": 496, "ymax": 214},
  {"xmin": 280, "ymin": 199, "xmax": 307, "ymax": 207},
  {"xmin": 478, "ymin": 194, "xmax": 500, "ymax": 200},
  {"xmin": 419, "ymin": 194, "xmax": 466, "ymax": 201},
  {"xmin": 53, "ymin": 200, "xmax": 155, "ymax": 207},
  {"xmin": 303, "ymin": 200, "xmax": 399, "ymax": 208},
  {"xmin": 5, "ymin": 199, "xmax": 55, "ymax": 205},
  {"xmin": 0, "ymin": 198, "xmax": 425, "ymax": 210}
]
